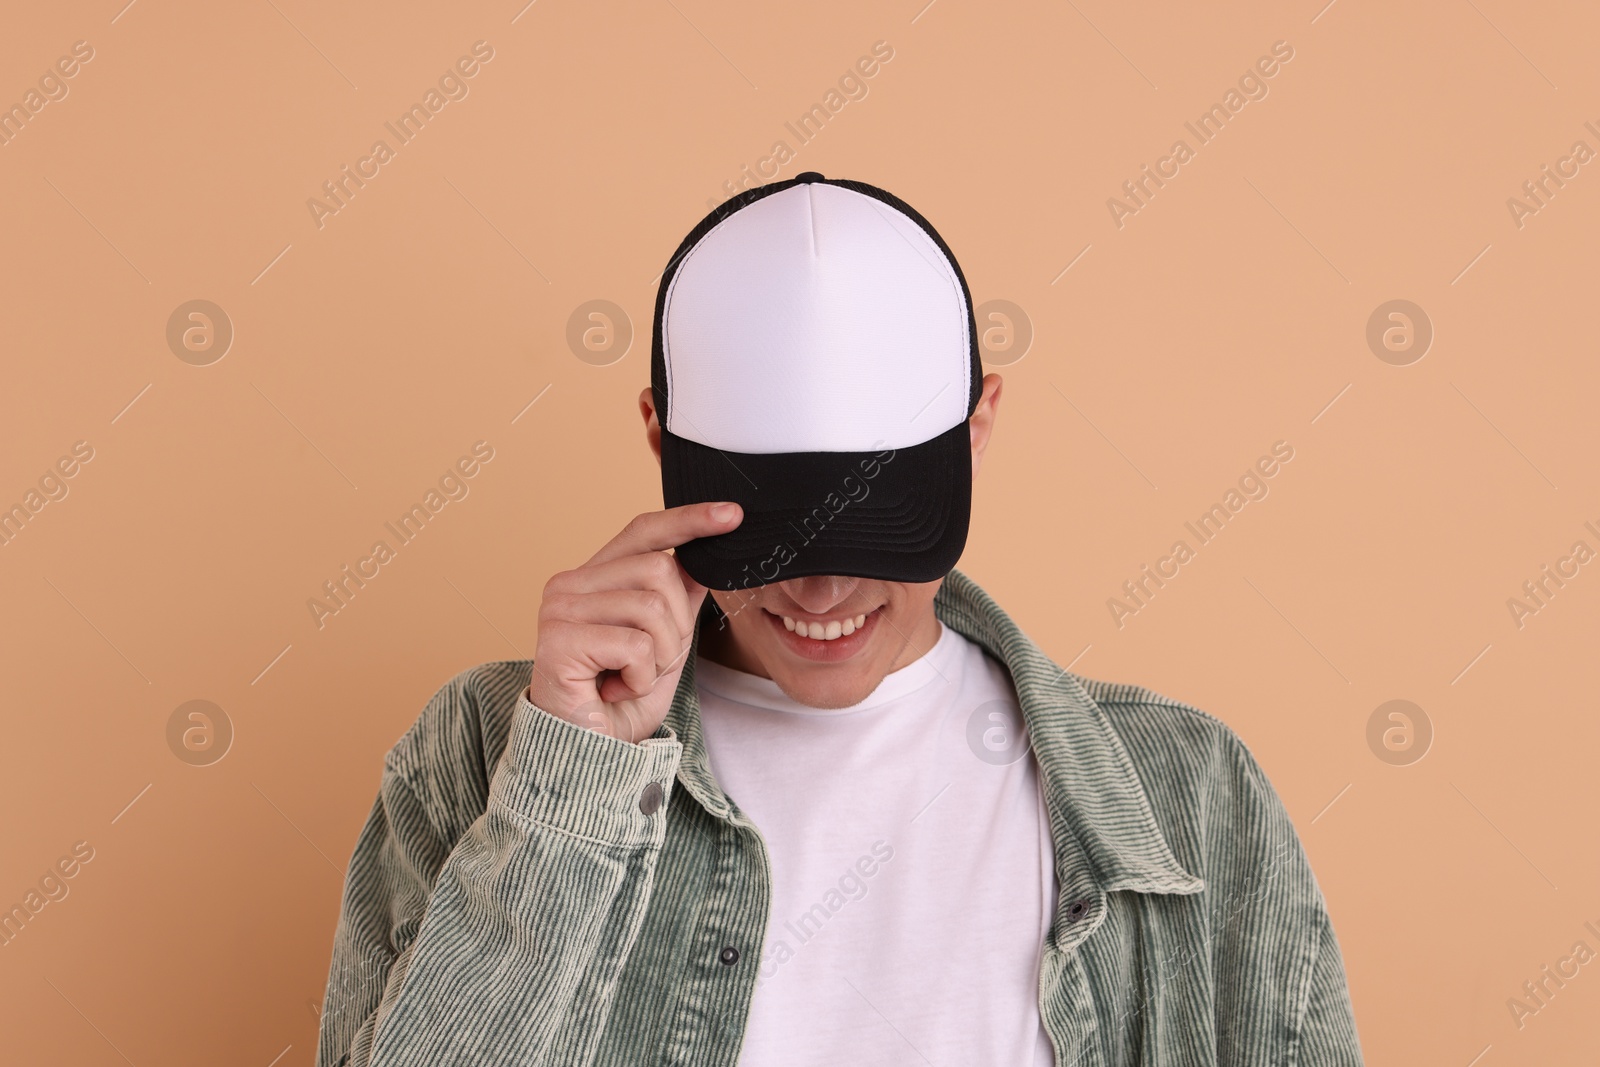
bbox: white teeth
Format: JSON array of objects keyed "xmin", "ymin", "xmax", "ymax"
[{"xmin": 780, "ymin": 612, "xmax": 872, "ymax": 641}]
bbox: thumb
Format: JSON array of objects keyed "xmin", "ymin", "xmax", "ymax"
[{"xmin": 675, "ymin": 556, "xmax": 711, "ymax": 615}]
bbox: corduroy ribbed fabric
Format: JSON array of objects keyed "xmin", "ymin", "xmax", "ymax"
[{"xmin": 316, "ymin": 570, "xmax": 1363, "ymax": 1066}]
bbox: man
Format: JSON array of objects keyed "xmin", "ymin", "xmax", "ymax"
[{"xmin": 316, "ymin": 173, "xmax": 1363, "ymax": 1066}]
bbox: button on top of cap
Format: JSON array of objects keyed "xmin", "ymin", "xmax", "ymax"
[{"xmin": 793, "ymin": 171, "xmax": 825, "ymax": 183}]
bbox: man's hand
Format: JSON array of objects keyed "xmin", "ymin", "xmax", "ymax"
[{"xmin": 528, "ymin": 502, "xmax": 742, "ymax": 743}]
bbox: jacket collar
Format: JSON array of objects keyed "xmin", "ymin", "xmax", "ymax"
[{"xmin": 665, "ymin": 568, "xmax": 1203, "ymax": 897}]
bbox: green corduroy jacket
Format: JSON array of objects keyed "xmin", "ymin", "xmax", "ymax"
[{"xmin": 317, "ymin": 569, "xmax": 1363, "ymax": 1066}]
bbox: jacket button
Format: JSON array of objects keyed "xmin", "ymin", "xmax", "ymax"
[
  {"xmin": 638, "ymin": 781, "xmax": 665, "ymax": 816},
  {"xmin": 719, "ymin": 945, "xmax": 740, "ymax": 966},
  {"xmin": 1064, "ymin": 898, "xmax": 1090, "ymax": 924}
]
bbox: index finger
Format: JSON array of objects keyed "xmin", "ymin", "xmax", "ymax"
[{"xmin": 585, "ymin": 502, "xmax": 743, "ymax": 568}]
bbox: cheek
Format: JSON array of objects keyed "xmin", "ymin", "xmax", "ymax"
[
  {"xmin": 711, "ymin": 590, "xmax": 762, "ymax": 626},
  {"xmin": 707, "ymin": 592, "xmax": 775, "ymax": 643},
  {"xmin": 885, "ymin": 581, "xmax": 941, "ymax": 619}
]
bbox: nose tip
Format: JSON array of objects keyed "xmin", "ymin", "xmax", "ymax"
[{"xmin": 780, "ymin": 575, "xmax": 860, "ymax": 614}]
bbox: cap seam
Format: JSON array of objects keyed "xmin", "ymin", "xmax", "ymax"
[{"xmin": 806, "ymin": 183, "xmax": 819, "ymax": 257}]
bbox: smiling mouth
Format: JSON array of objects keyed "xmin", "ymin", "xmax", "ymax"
[
  {"xmin": 780, "ymin": 612, "xmax": 867, "ymax": 641},
  {"xmin": 765, "ymin": 606, "xmax": 882, "ymax": 643}
]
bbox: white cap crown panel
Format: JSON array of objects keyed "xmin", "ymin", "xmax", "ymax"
[{"xmin": 663, "ymin": 183, "xmax": 970, "ymax": 454}]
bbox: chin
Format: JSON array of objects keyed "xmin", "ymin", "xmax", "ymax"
[
  {"xmin": 703, "ymin": 576, "xmax": 942, "ymax": 708},
  {"xmin": 766, "ymin": 665, "xmax": 884, "ymax": 710}
]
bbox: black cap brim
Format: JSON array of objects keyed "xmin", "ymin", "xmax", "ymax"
[{"xmin": 662, "ymin": 421, "xmax": 971, "ymax": 591}]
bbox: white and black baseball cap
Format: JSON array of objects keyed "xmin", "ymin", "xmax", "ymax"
[{"xmin": 653, "ymin": 172, "xmax": 982, "ymax": 592}]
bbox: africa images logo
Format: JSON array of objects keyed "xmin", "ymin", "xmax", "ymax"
[
  {"xmin": 306, "ymin": 41, "xmax": 496, "ymax": 230},
  {"xmin": 1105, "ymin": 40, "xmax": 1295, "ymax": 229}
]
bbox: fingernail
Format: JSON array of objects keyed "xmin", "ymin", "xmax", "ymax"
[{"xmin": 710, "ymin": 503, "xmax": 738, "ymax": 522}]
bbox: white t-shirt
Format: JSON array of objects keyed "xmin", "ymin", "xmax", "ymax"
[{"xmin": 696, "ymin": 621, "xmax": 1058, "ymax": 1066}]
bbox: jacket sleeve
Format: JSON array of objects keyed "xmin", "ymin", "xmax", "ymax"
[
  {"xmin": 1292, "ymin": 902, "xmax": 1363, "ymax": 1066},
  {"xmin": 315, "ymin": 671, "xmax": 682, "ymax": 1067},
  {"xmin": 1201, "ymin": 725, "xmax": 1364, "ymax": 1067}
]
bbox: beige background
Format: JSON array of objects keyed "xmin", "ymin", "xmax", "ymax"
[{"xmin": 2, "ymin": 0, "xmax": 1597, "ymax": 1063}]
